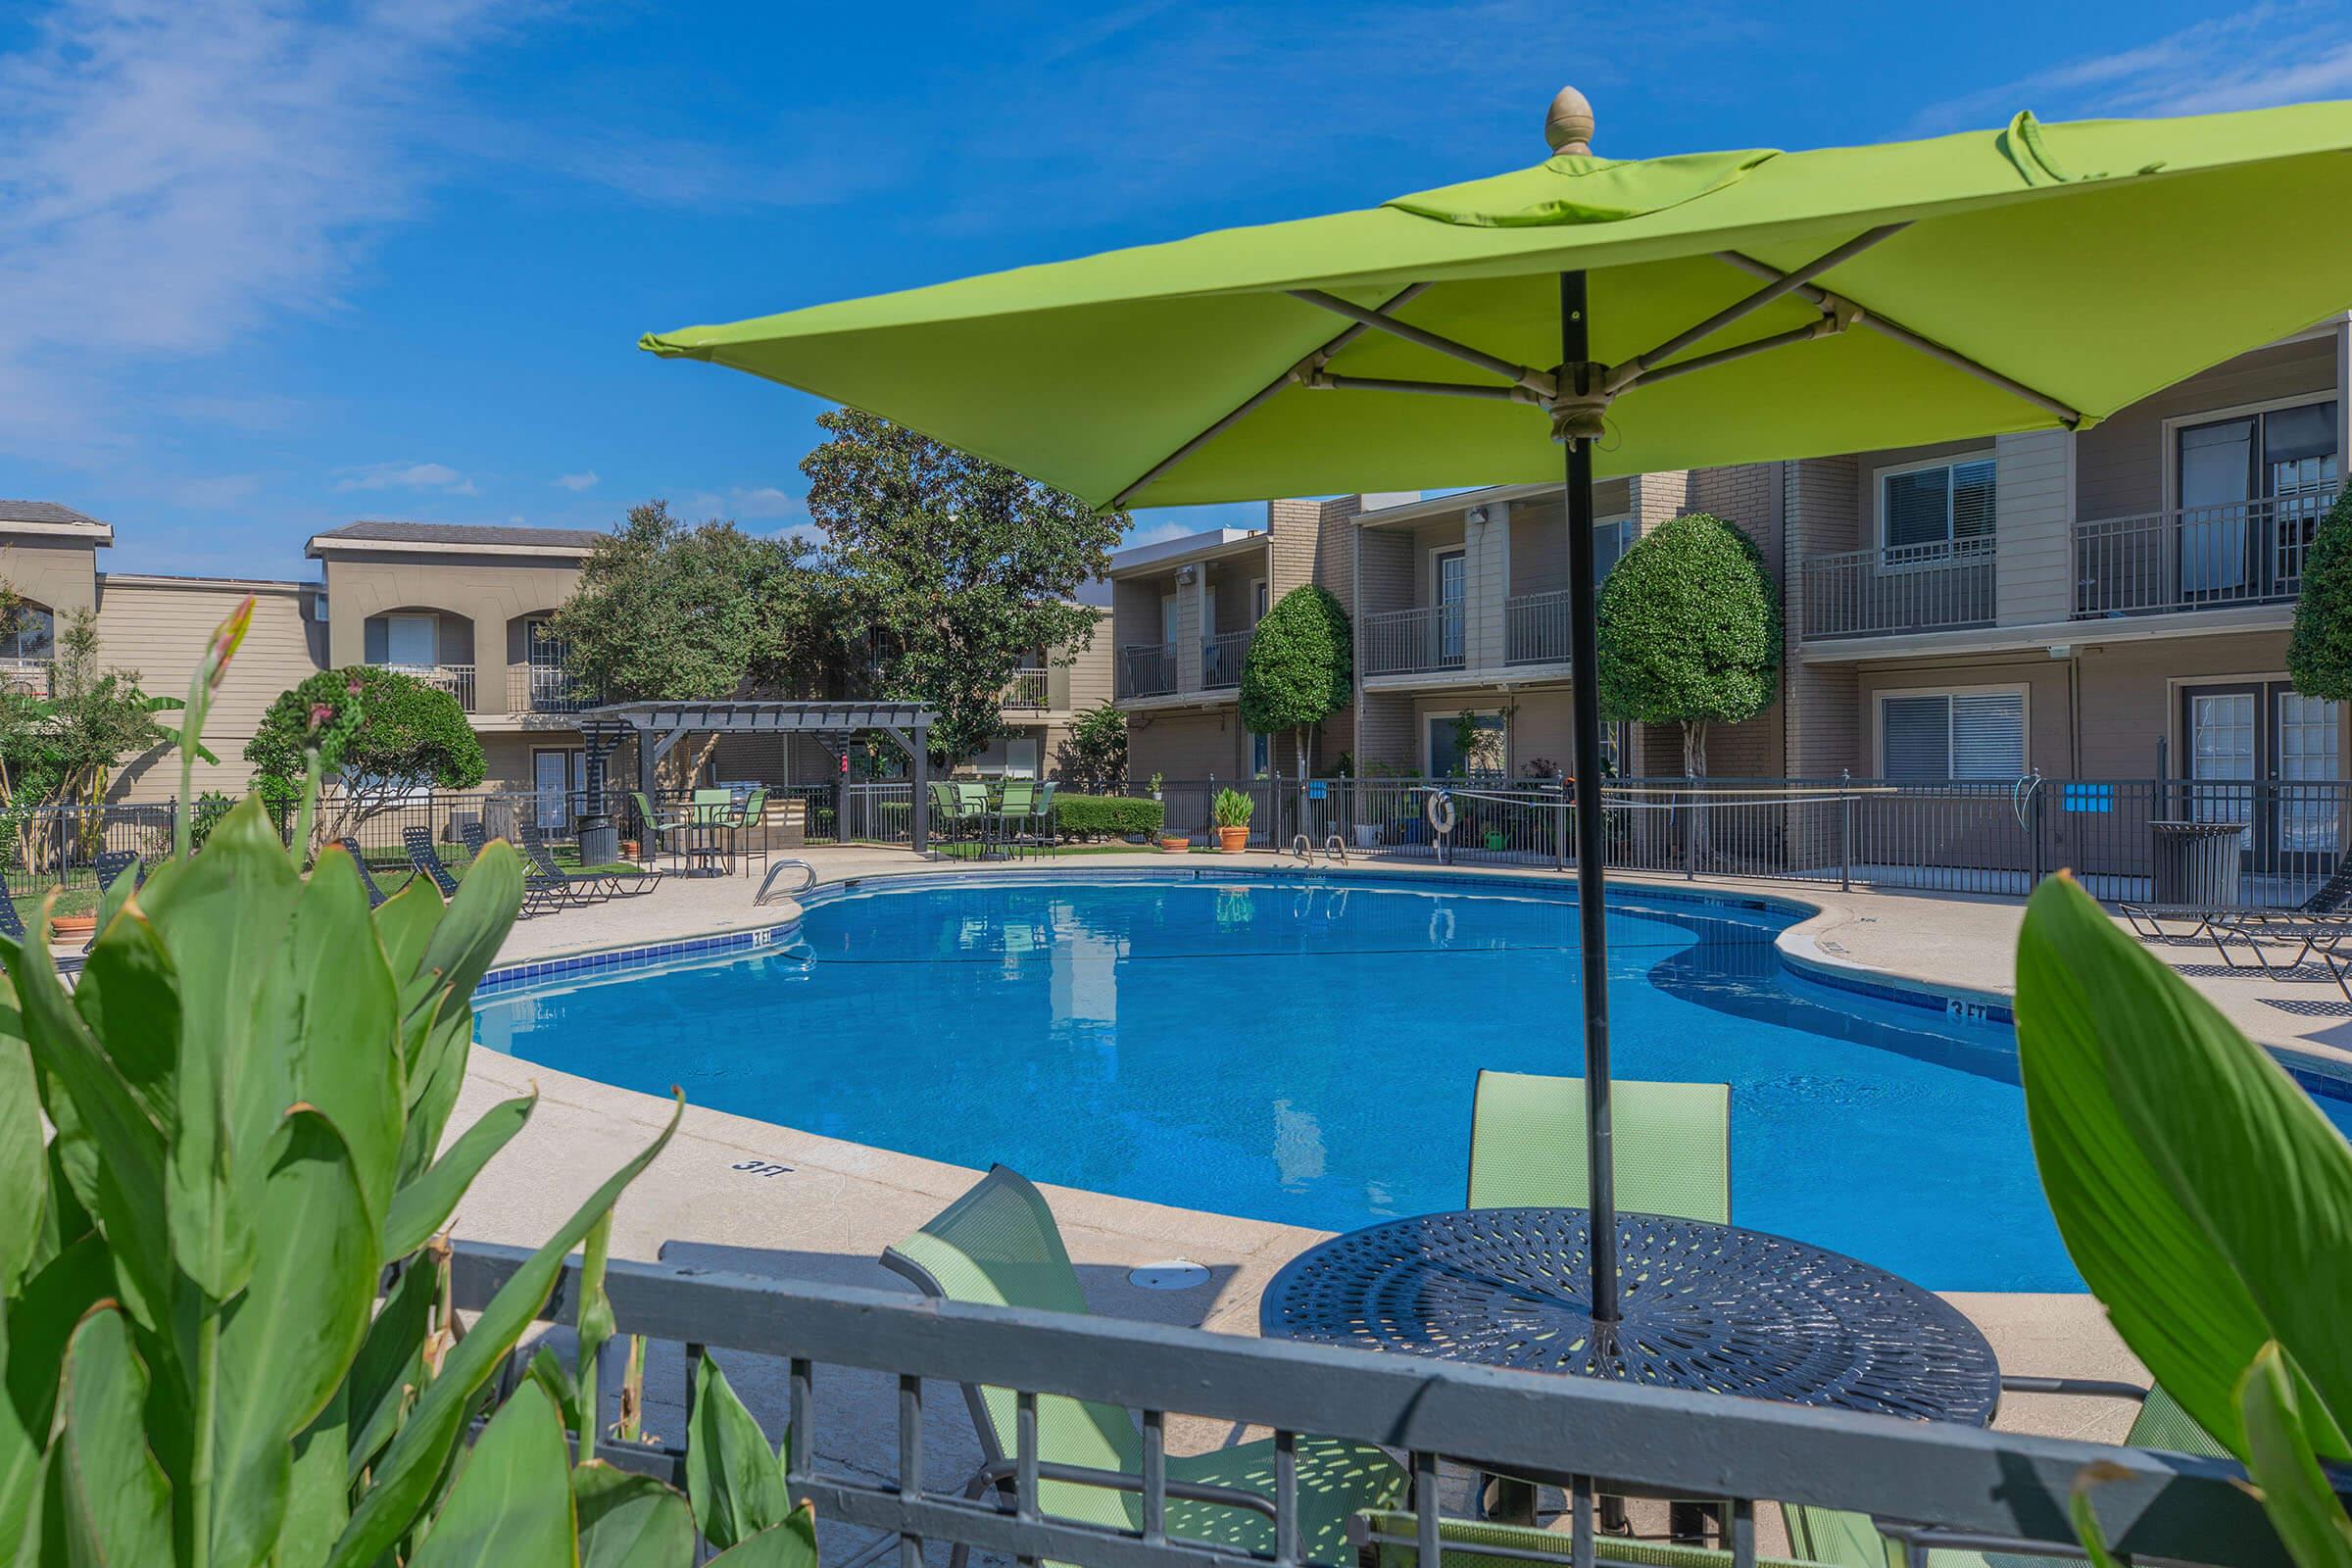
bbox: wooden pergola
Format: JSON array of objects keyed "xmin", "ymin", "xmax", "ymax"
[{"xmin": 577, "ymin": 700, "xmax": 938, "ymax": 856}]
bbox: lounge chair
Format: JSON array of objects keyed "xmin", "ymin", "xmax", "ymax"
[
  {"xmin": 2118, "ymin": 847, "xmax": 2352, "ymax": 960},
  {"xmin": 402, "ymin": 826, "xmax": 462, "ymax": 901},
  {"xmin": 0, "ymin": 880, "xmax": 24, "ymax": 943},
  {"xmin": 883, "ymin": 1166, "xmax": 1406, "ymax": 1568},
  {"xmin": 93, "ymin": 849, "xmax": 142, "ymax": 896},
  {"xmin": 1467, "ymin": 1069, "xmax": 1730, "ymax": 1222},
  {"xmin": 519, "ymin": 821, "xmax": 659, "ymax": 897},
  {"xmin": 1026, "ymin": 779, "xmax": 1059, "ymax": 856},
  {"xmin": 334, "ymin": 836, "xmax": 404, "ymax": 907},
  {"xmin": 466, "ymin": 817, "xmax": 598, "ymax": 907}
]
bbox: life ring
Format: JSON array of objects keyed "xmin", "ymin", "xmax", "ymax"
[{"xmin": 1425, "ymin": 789, "xmax": 1456, "ymax": 836}]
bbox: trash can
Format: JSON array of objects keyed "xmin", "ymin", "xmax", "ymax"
[
  {"xmin": 576, "ymin": 812, "xmax": 619, "ymax": 866},
  {"xmin": 2149, "ymin": 819, "xmax": 2245, "ymax": 906}
]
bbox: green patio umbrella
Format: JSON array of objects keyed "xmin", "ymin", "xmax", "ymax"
[{"xmin": 642, "ymin": 89, "xmax": 2352, "ymax": 1325}]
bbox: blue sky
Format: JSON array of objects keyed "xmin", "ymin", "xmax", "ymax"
[{"xmin": 2, "ymin": 1, "xmax": 2348, "ymax": 577}]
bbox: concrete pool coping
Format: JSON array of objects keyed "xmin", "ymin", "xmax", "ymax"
[{"xmin": 453, "ymin": 847, "xmax": 2202, "ymax": 1499}]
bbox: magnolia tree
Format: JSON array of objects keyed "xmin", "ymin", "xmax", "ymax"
[
  {"xmin": 1595, "ymin": 513, "xmax": 1782, "ymax": 778},
  {"xmin": 1239, "ymin": 585, "xmax": 1351, "ymax": 779},
  {"xmin": 247, "ymin": 665, "xmax": 486, "ymax": 845},
  {"xmin": 2288, "ymin": 488, "xmax": 2352, "ymax": 703}
]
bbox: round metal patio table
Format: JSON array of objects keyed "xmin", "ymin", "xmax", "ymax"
[{"xmin": 1258, "ymin": 1208, "xmax": 2000, "ymax": 1426}]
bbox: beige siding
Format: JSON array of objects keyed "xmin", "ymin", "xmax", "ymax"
[
  {"xmin": 1993, "ymin": 430, "xmax": 2075, "ymax": 625},
  {"xmin": 1506, "ymin": 496, "xmax": 1566, "ymax": 597},
  {"xmin": 2076, "ymin": 629, "xmax": 2310, "ymax": 777},
  {"xmin": 320, "ymin": 550, "xmax": 584, "ymax": 715},
  {"xmin": 0, "ymin": 539, "xmax": 100, "ymax": 620},
  {"xmin": 1353, "ymin": 687, "xmax": 1414, "ymax": 772},
  {"xmin": 1128, "ymin": 710, "xmax": 1244, "ymax": 781},
  {"xmin": 103, "ymin": 580, "xmax": 322, "ymax": 801},
  {"xmin": 2076, "ymin": 337, "xmax": 2337, "ymax": 521},
  {"xmin": 1784, "ymin": 460, "xmax": 1864, "ymax": 775},
  {"xmin": 1055, "ymin": 609, "xmax": 1113, "ymax": 712},
  {"xmin": 1854, "ymin": 656, "xmax": 2074, "ymax": 778},
  {"xmin": 1354, "ymin": 529, "xmax": 1414, "ymax": 619}
]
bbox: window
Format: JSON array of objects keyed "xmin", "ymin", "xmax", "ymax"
[
  {"xmin": 1427, "ymin": 711, "xmax": 1506, "ymax": 778},
  {"xmin": 1880, "ymin": 691, "xmax": 2025, "ymax": 780},
  {"xmin": 1880, "ymin": 456, "xmax": 1995, "ymax": 555},
  {"xmin": 1251, "ymin": 578, "xmax": 1269, "ymax": 622},
  {"xmin": 1594, "ymin": 517, "xmax": 1633, "ymax": 584},
  {"xmin": 1250, "ymin": 732, "xmax": 1270, "ymax": 775},
  {"xmin": 0, "ymin": 604, "xmax": 54, "ymax": 664}
]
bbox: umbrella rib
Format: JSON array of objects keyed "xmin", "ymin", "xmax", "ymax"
[
  {"xmin": 1107, "ymin": 282, "xmax": 1431, "ymax": 510},
  {"xmin": 1714, "ymin": 250, "xmax": 2082, "ymax": 427},
  {"xmin": 1602, "ymin": 224, "xmax": 1907, "ymax": 396},
  {"xmin": 1286, "ymin": 288, "xmax": 1558, "ymax": 399},
  {"xmin": 1308, "ymin": 372, "xmax": 1538, "ymax": 403}
]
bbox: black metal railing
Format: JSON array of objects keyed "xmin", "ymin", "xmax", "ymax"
[
  {"xmin": 1504, "ymin": 589, "xmax": 1575, "ymax": 665},
  {"xmin": 1201, "ymin": 629, "xmax": 1251, "ymax": 689},
  {"xmin": 2074, "ymin": 488, "xmax": 2337, "ymax": 618},
  {"xmin": 1360, "ymin": 604, "xmax": 1464, "ymax": 676},
  {"xmin": 1800, "ymin": 536, "xmax": 1997, "ymax": 639},
  {"xmin": 447, "ymin": 1239, "xmax": 2293, "ymax": 1568},
  {"xmin": 1119, "ymin": 642, "xmax": 1179, "ymax": 699}
]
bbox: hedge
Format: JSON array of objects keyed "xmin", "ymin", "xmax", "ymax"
[{"xmin": 1053, "ymin": 793, "xmax": 1164, "ymax": 838}]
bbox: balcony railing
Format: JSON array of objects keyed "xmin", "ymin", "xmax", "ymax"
[
  {"xmin": 506, "ymin": 662, "xmax": 596, "ymax": 714},
  {"xmin": 1504, "ymin": 589, "xmax": 1575, "ymax": 665},
  {"xmin": 1117, "ymin": 641, "xmax": 1178, "ymax": 699},
  {"xmin": 2074, "ymin": 489, "xmax": 2337, "ymax": 618},
  {"xmin": 1362, "ymin": 603, "xmax": 1464, "ymax": 676},
  {"xmin": 1200, "ymin": 628, "xmax": 1251, "ymax": 688},
  {"xmin": 1002, "ymin": 666, "xmax": 1050, "ymax": 709},
  {"xmin": 0, "ymin": 658, "xmax": 52, "ymax": 698},
  {"xmin": 380, "ymin": 662, "xmax": 475, "ymax": 712},
  {"xmin": 1801, "ymin": 536, "xmax": 1996, "ymax": 640}
]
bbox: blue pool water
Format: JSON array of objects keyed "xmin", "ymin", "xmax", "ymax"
[{"xmin": 475, "ymin": 872, "xmax": 2352, "ymax": 1293}]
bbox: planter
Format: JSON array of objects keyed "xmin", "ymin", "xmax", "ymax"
[
  {"xmin": 50, "ymin": 914, "xmax": 95, "ymax": 941},
  {"xmin": 619, "ymin": 839, "xmax": 641, "ymax": 858},
  {"xmin": 1216, "ymin": 826, "xmax": 1250, "ymax": 854},
  {"xmin": 1354, "ymin": 823, "xmax": 1380, "ymax": 849},
  {"xmin": 1159, "ymin": 836, "xmax": 1190, "ymax": 854},
  {"xmin": 1484, "ymin": 830, "xmax": 1507, "ymax": 852}
]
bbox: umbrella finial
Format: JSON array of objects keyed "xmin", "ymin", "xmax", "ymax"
[{"xmin": 1544, "ymin": 86, "xmax": 1594, "ymax": 157}]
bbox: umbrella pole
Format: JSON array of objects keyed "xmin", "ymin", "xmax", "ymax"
[{"xmin": 1558, "ymin": 269, "xmax": 1620, "ymax": 1325}]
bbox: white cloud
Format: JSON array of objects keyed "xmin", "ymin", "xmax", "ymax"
[
  {"xmin": 333, "ymin": 460, "xmax": 478, "ymax": 496},
  {"xmin": 0, "ymin": 0, "xmax": 512, "ymax": 459},
  {"xmin": 1912, "ymin": 5, "xmax": 2352, "ymax": 130},
  {"xmin": 553, "ymin": 469, "xmax": 600, "ymax": 492}
]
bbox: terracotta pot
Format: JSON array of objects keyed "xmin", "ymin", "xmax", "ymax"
[
  {"xmin": 1159, "ymin": 836, "xmax": 1189, "ymax": 854},
  {"xmin": 51, "ymin": 914, "xmax": 96, "ymax": 940},
  {"xmin": 1216, "ymin": 826, "xmax": 1250, "ymax": 854},
  {"xmin": 619, "ymin": 839, "xmax": 641, "ymax": 858}
]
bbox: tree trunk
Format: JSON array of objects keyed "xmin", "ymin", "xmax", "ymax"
[{"xmin": 1684, "ymin": 719, "xmax": 1711, "ymax": 868}]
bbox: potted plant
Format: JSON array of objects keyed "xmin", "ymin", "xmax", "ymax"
[
  {"xmin": 1149, "ymin": 770, "xmax": 1164, "ymax": 801},
  {"xmin": 1212, "ymin": 786, "xmax": 1253, "ymax": 853},
  {"xmin": 1159, "ymin": 830, "xmax": 1189, "ymax": 853}
]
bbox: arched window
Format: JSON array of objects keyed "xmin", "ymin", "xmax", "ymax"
[{"xmin": 2, "ymin": 603, "xmax": 55, "ymax": 664}]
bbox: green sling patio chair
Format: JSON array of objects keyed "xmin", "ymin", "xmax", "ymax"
[
  {"xmin": 629, "ymin": 791, "xmax": 691, "ymax": 865},
  {"xmin": 883, "ymin": 1166, "xmax": 1407, "ymax": 1568},
  {"xmin": 995, "ymin": 779, "xmax": 1039, "ymax": 858},
  {"xmin": 1467, "ymin": 1070, "xmax": 1731, "ymax": 1223}
]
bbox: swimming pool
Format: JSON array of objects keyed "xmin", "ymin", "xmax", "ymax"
[{"xmin": 474, "ymin": 870, "xmax": 2352, "ymax": 1293}]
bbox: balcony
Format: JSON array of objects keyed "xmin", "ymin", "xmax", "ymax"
[
  {"xmin": 506, "ymin": 662, "xmax": 595, "ymax": 714},
  {"xmin": 1361, "ymin": 603, "xmax": 1464, "ymax": 677},
  {"xmin": 1002, "ymin": 666, "xmax": 1050, "ymax": 709},
  {"xmin": 2074, "ymin": 489, "xmax": 2336, "ymax": 618},
  {"xmin": 1801, "ymin": 537, "xmax": 1996, "ymax": 640},
  {"xmin": 1504, "ymin": 589, "xmax": 1575, "ymax": 665},
  {"xmin": 1200, "ymin": 628, "xmax": 1251, "ymax": 688},
  {"xmin": 0, "ymin": 659, "xmax": 52, "ymax": 698},
  {"xmin": 380, "ymin": 662, "xmax": 475, "ymax": 712},
  {"xmin": 1117, "ymin": 641, "xmax": 1178, "ymax": 699}
]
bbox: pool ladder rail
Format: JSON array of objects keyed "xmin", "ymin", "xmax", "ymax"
[
  {"xmin": 756, "ymin": 858, "xmax": 819, "ymax": 906},
  {"xmin": 1289, "ymin": 833, "xmax": 1351, "ymax": 866}
]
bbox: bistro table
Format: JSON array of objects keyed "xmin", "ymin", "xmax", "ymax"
[{"xmin": 1260, "ymin": 1207, "xmax": 2000, "ymax": 1528}]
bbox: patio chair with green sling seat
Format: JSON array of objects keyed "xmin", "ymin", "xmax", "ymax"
[
  {"xmin": 882, "ymin": 1165, "xmax": 1407, "ymax": 1568},
  {"xmin": 1468, "ymin": 1069, "xmax": 1730, "ymax": 1223},
  {"xmin": 629, "ymin": 790, "xmax": 692, "ymax": 868},
  {"xmin": 995, "ymin": 779, "xmax": 1038, "ymax": 858}
]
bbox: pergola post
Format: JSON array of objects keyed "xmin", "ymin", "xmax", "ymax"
[{"xmin": 911, "ymin": 724, "xmax": 930, "ymax": 856}]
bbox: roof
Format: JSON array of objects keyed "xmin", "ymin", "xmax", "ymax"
[
  {"xmin": 1107, "ymin": 527, "xmax": 1268, "ymax": 577},
  {"xmin": 306, "ymin": 520, "xmax": 608, "ymax": 558},
  {"xmin": 0, "ymin": 501, "xmax": 115, "ymax": 544}
]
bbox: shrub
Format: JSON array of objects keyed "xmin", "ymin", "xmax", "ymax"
[
  {"xmin": 247, "ymin": 664, "xmax": 486, "ymax": 841},
  {"xmin": 2289, "ymin": 487, "xmax": 2352, "ymax": 700},
  {"xmin": 1052, "ymin": 792, "xmax": 1163, "ymax": 839},
  {"xmin": 1054, "ymin": 701, "xmax": 1128, "ymax": 792},
  {"xmin": 1595, "ymin": 512, "xmax": 1782, "ymax": 777},
  {"xmin": 1239, "ymin": 585, "xmax": 1350, "ymax": 777},
  {"xmin": 1212, "ymin": 786, "xmax": 1254, "ymax": 827}
]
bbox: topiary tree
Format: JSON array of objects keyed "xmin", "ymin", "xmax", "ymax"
[
  {"xmin": 247, "ymin": 664, "xmax": 486, "ymax": 844},
  {"xmin": 1595, "ymin": 513, "xmax": 1782, "ymax": 778},
  {"xmin": 2288, "ymin": 488, "xmax": 2352, "ymax": 701},
  {"xmin": 1239, "ymin": 585, "xmax": 1351, "ymax": 779}
]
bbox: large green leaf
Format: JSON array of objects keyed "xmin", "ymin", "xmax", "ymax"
[
  {"xmin": 0, "ymin": 1011, "xmax": 42, "ymax": 1294},
  {"xmin": 254, "ymin": 849, "xmax": 405, "ymax": 1227},
  {"xmin": 143, "ymin": 795, "xmax": 304, "ymax": 1304},
  {"xmin": 71, "ymin": 906, "xmax": 180, "ymax": 1143},
  {"xmin": 372, "ymin": 873, "xmax": 443, "ymax": 990},
  {"xmin": 49, "ymin": 1306, "xmax": 173, "ymax": 1567},
  {"xmin": 344, "ymin": 1250, "xmax": 440, "ymax": 1483},
  {"xmin": 2240, "ymin": 1343, "xmax": 2352, "ymax": 1568},
  {"xmin": 211, "ymin": 1108, "xmax": 377, "ymax": 1568},
  {"xmin": 1, "ymin": 1232, "xmax": 110, "ymax": 1443},
  {"xmin": 396, "ymin": 1001, "xmax": 474, "ymax": 1190},
  {"xmin": 383, "ymin": 1092, "xmax": 535, "ymax": 1260},
  {"xmin": 687, "ymin": 1351, "xmax": 791, "ymax": 1550},
  {"xmin": 0, "ymin": 1299, "xmax": 38, "ymax": 1558},
  {"xmin": 406, "ymin": 1380, "xmax": 578, "ymax": 1568},
  {"xmin": 2014, "ymin": 874, "xmax": 2352, "ymax": 1457},
  {"xmin": 528, "ymin": 1347, "xmax": 584, "ymax": 1438},
  {"xmin": 575, "ymin": 1211, "xmax": 616, "ymax": 1463},
  {"xmin": 708, "ymin": 1502, "xmax": 820, "ymax": 1568},
  {"xmin": 325, "ymin": 1094, "xmax": 681, "ymax": 1568},
  {"xmin": 574, "ymin": 1462, "xmax": 695, "ymax": 1568},
  {"xmin": 0, "ymin": 924, "xmax": 172, "ymax": 1337},
  {"xmin": 277, "ymin": 1382, "xmax": 351, "ymax": 1568}
]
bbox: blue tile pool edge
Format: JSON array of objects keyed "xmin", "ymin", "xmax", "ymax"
[{"xmin": 470, "ymin": 864, "xmax": 2352, "ymax": 1103}]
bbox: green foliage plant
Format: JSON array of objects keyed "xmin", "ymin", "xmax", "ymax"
[
  {"xmin": 0, "ymin": 606, "xmax": 818, "ymax": 1566},
  {"xmin": 1211, "ymin": 787, "xmax": 1254, "ymax": 828},
  {"xmin": 1238, "ymin": 585, "xmax": 1350, "ymax": 780},
  {"xmin": 2016, "ymin": 872, "xmax": 2352, "ymax": 1564},
  {"xmin": 1055, "ymin": 701, "xmax": 1129, "ymax": 793},
  {"xmin": 2289, "ymin": 488, "xmax": 2352, "ymax": 703},
  {"xmin": 247, "ymin": 665, "xmax": 486, "ymax": 853},
  {"xmin": 1594, "ymin": 513, "xmax": 1781, "ymax": 779},
  {"xmin": 1052, "ymin": 793, "xmax": 1163, "ymax": 840}
]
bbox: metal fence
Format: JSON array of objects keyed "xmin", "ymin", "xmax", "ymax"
[
  {"xmin": 1119, "ymin": 643, "xmax": 1179, "ymax": 699},
  {"xmin": 1133, "ymin": 774, "xmax": 2352, "ymax": 907},
  {"xmin": 449, "ymin": 1239, "xmax": 2292, "ymax": 1568},
  {"xmin": 1503, "ymin": 588, "xmax": 1575, "ymax": 664},
  {"xmin": 1201, "ymin": 630, "xmax": 1251, "ymax": 689},
  {"xmin": 1799, "ymin": 537, "xmax": 1997, "ymax": 639},
  {"xmin": 2073, "ymin": 488, "xmax": 2335, "ymax": 618},
  {"xmin": 1003, "ymin": 667, "xmax": 1051, "ymax": 710},
  {"xmin": 1360, "ymin": 604, "xmax": 1465, "ymax": 676}
]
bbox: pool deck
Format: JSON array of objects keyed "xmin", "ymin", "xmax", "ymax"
[{"xmin": 444, "ymin": 842, "xmax": 2282, "ymax": 1548}]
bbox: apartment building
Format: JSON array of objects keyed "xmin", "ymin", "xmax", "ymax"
[
  {"xmin": 0, "ymin": 510, "xmax": 1112, "ymax": 803},
  {"xmin": 1114, "ymin": 319, "xmax": 2352, "ymax": 811}
]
